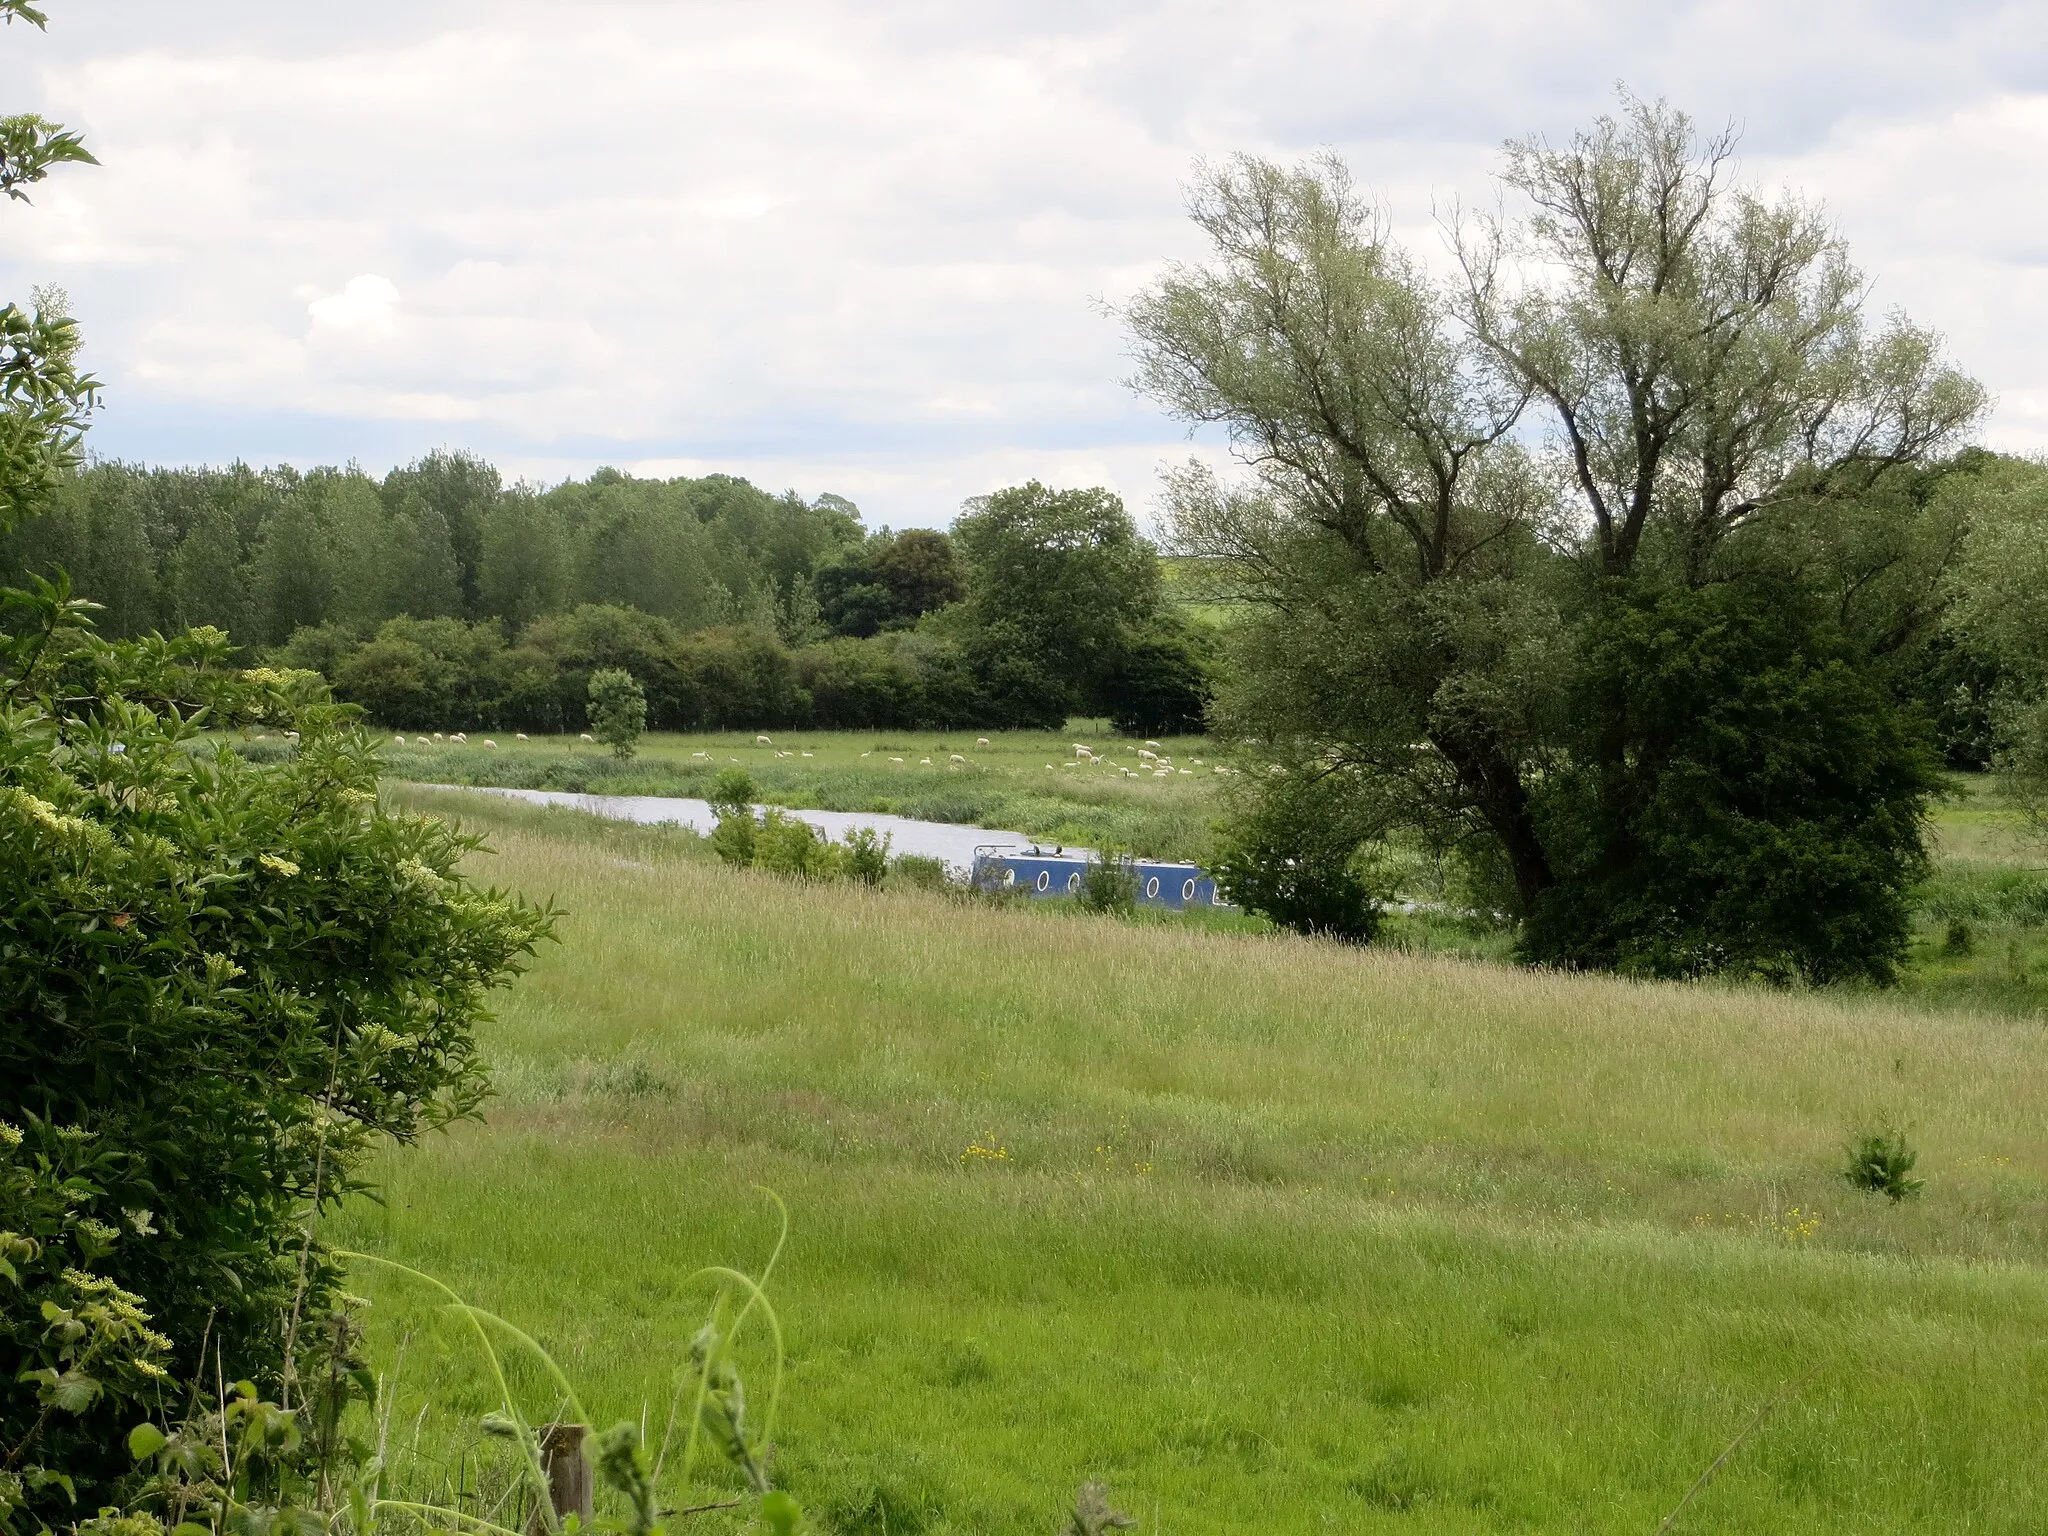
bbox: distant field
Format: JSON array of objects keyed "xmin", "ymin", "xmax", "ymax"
[
  {"xmin": 338, "ymin": 786, "xmax": 2048, "ymax": 1536},
  {"xmin": 367, "ymin": 726, "xmax": 1227, "ymax": 861}
]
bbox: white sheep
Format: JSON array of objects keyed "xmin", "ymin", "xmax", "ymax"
[
  {"xmin": 756, "ymin": 734, "xmax": 772, "ymax": 745},
  {"xmin": 889, "ymin": 756, "xmax": 905, "ymax": 763},
  {"xmin": 692, "ymin": 750, "xmax": 710, "ymax": 759},
  {"xmin": 802, "ymin": 751, "xmax": 815, "ymax": 758},
  {"xmin": 516, "ymin": 732, "xmax": 529, "ymax": 740},
  {"xmin": 433, "ymin": 732, "xmax": 444, "ymax": 741},
  {"xmin": 949, "ymin": 753, "xmax": 965, "ymax": 762},
  {"xmin": 450, "ymin": 732, "xmax": 467, "ymax": 744},
  {"xmin": 580, "ymin": 732, "xmax": 595, "ymax": 742},
  {"xmin": 1145, "ymin": 739, "xmax": 1161, "ymax": 747},
  {"xmin": 920, "ymin": 757, "xmax": 932, "ymax": 765},
  {"xmin": 975, "ymin": 737, "xmax": 991, "ymax": 747},
  {"xmin": 484, "ymin": 740, "xmax": 498, "ymax": 749},
  {"xmin": 1138, "ymin": 748, "xmax": 1157, "ymax": 760},
  {"xmin": 393, "ymin": 735, "xmax": 405, "ymax": 746}
]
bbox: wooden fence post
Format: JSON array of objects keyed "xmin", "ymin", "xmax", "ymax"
[{"xmin": 525, "ymin": 1422, "xmax": 594, "ymax": 1535}]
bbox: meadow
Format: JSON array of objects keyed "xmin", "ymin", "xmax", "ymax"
[
  {"xmin": 368, "ymin": 726, "xmax": 1225, "ymax": 860},
  {"xmin": 334, "ymin": 784, "xmax": 2048, "ymax": 1536}
]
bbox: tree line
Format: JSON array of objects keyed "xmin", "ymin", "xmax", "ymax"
[{"xmin": 0, "ymin": 460, "xmax": 1213, "ymax": 734}]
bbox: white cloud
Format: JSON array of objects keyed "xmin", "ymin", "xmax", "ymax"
[
  {"xmin": 0, "ymin": 0, "xmax": 2044, "ymax": 527},
  {"xmin": 307, "ymin": 275, "xmax": 400, "ymax": 338}
]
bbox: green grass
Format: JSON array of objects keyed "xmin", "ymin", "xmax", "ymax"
[
  {"xmin": 1900, "ymin": 775, "xmax": 2048, "ymax": 1017},
  {"xmin": 336, "ymin": 786, "xmax": 2048, "ymax": 1535},
  {"xmin": 353, "ymin": 726, "xmax": 1224, "ymax": 861}
]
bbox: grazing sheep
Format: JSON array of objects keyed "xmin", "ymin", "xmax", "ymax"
[
  {"xmin": 802, "ymin": 751, "xmax": 815, "ymax": 757},
  {"xmin": 975, "ymin": 737, "xmax": 991, "ymax": 747},
  {"xmin": 920, "ymin": 757, "xmax": 932, "ymax": 765},
  {"xmin": 692, "ymin": 751, "xmax": 710, "ymax": 759},
  {"xmin": 1145, "ymin": 739, "xmax": 1160, "ymax": 747},
  {"xmin": 1138, "ymin": 748, "xmax": 1156, "ymax": 760},
  {"xmin": 450, "ymin": 732, "xmax": 467, "ymax": 744},
  {"xmin": 949, "ymin": 753, "xmax": 965, "ymax": 762},
  {"xmin": 516, "ymin": 732, "xmax": 529, "ymax": 740},
  {"xmin": 889, "ymin": 756, "xmax": 905, "ymax": 763},
  {"xmin": 393, "ymin": 735, "xmax": 405, "ymax": 745},
  {"xmin": 580, "ymin": 732, "xmax": 595, "ymax": 742},
  {"xmin": 433, "ymin": 732, "xmax": 444, "ymax": 741},
  {"xmin": 756, "ymin": 734, "xmax": 772, "ymax": 745},
  {"xmin": 483, "ymin": 740, "xmax": 498, "ymax": 749}
]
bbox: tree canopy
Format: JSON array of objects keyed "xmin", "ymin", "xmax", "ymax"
[{"xmin": 1129, "ymin": 95, "xmax": 1984, "ymax": 980}]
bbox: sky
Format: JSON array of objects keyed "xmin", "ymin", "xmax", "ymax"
[{"xmin": 2, "ymin": 1, "xmax": 2046, "ymax": 530}]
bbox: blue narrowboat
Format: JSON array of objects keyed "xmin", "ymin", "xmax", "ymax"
[{"xmin": 969, "ymin": 847, "xmax": 1226, "ymax": 910}]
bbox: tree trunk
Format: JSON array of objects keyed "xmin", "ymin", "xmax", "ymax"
[{"xmin": 1432, "ymin": 733, "xmax": 1555, "ymax": 915}]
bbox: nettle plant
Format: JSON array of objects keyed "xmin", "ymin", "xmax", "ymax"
[{"xmin": 0, "ymin": 577, "xmax": 555, "ymax": 1532}]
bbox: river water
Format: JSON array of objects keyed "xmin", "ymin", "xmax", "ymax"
[{"xmin": 422, "ymin": 784, "xmax": 1085, "ymax": 874}]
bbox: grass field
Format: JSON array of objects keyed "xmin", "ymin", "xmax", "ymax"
[
  {"xmin": 366, "ymin": 726, "xmax": 1223, "ymax": 861},
  {"xmin": 334, "ymin": 786, "xmax": 2048, "ymax": 1535}
]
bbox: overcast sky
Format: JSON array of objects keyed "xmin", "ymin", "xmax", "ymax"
[{"xmin": 2, "ymin": 1, "xmax": 2045, "ymax": 529}]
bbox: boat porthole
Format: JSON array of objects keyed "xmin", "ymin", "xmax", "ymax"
[
  {"xmin": 1182, "ymin": 878, "xmax": 1196, "ymax": 901},
  {"xmin": 1036, "ymin": 870, "xmax": 1050, "ymax": 892},
  {"xmin": 1067, "ymin": 872, "xmax": 1081, "ymax": 892},
  {"xmin": 1145, "ymin": 877, "xmax": 1160, "ymax": 899}
]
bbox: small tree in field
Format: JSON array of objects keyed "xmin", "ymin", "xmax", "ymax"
[{"xmin": 587, "ymin": 666, "xmax": 646, "ymax": 759}]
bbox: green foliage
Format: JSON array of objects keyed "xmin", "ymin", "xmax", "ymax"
[
  {"xmin": 0, "ymin": 112, "xmax": 95, "ymax": 203},
  {"xmin": 1129, "ymin": 101, "xmax": 1978, "ymax": 978},
  {"xmin": 586, "ymin": 667, "xmax": 646, "ymax": 761},
  {"xmin": 1941, "ymin": 457, "xmax": 2048, "ymax": 832},
  {"xmin": 0, "ymin": 295, "xmax": 97, "ymax": 536},
  {"xmin": 0, "ymin": 579, "xmax": 554, "ymax": 1522},
  {"xmin": 1522, "ymin": 582, "xmax": 1939, "ymax": 984},
  {"xmin": 813, "ymin": 529, "xmax": 965, "ymax": 638},
  {"xmin": 703, "ymin": 769, "xmax": 890, "ymax": 885},
  {"xmin": 1096, "ymin": 621, "xmax": 1211, "ymax": 738},
  {"xmin": 1844, "ymin": 1130, "xmax": 1923, "ymax": 1202},
  {"xmin": 1211, "ymin": 769, "xmax": 1383, "ymax": 942},
  {"xmin": 952, "ymin": 483, "xmax": 1195, "ymax": 728},
  {"xmin": 1076, "ymin": 851, "xmax": 1136, "ymax": 914}
]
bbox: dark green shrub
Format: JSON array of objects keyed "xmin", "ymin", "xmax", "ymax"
[
  {"xmin": 1212, "ymin": 770, "xmax": 1382, "ymax": 942},
  {"xmin": 1524, "ymin": 581, "xmax": 1939, "ymax": 984},
  {"xmin": 1844, "ymin": 1130, "xmax": 1923, "ymax": 1202},
  {"xmin": 1943, "ymin": 919, "xmax": 1975, "ymax": 956},
  {"xmin": 1098, "ymin": 623, "xmax": 1211, "ymax": 737},
  {"xmin": 1078, "ymin": 850, "xmax": 1137, "ymax": 913},
  {"xmin": 0, "ymin": 583, "xmax": 553, "ymax": 1522}
]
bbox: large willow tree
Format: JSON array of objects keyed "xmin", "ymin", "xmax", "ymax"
[{"xmin": 1129, "ymin": 96, "xmax": 1984, "ymax": 981}]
